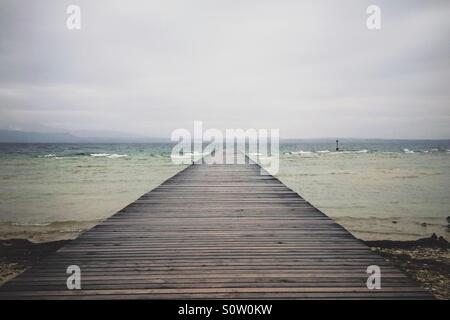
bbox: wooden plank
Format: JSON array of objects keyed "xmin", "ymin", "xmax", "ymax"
[{"xmin": 0, "ymin": 156, "xmax": 431, "ymax": 299}]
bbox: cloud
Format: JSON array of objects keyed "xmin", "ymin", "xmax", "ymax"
[{"xmin": 0, "ymin": 0, "xmax": 449, "ymax": 138}]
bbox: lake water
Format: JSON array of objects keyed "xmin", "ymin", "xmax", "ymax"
[{"xmin": 0, "ymin": 140, "xmax": 449, "ymax": 242}]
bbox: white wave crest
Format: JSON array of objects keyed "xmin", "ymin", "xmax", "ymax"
[
  {"xmin": 107, "ymin": 154, "xmax": 128, "ymax": 159},
  {"xmin": 90, "ymin": 153, "xmax": 128, "ymax": 158},
  {"xmin": 291, "ymin": 150, "xmax": 313, "ymax": 155},
  {"xmin": 341, "ymin": 149, "xmax": 368, "ymax": 154},
  {"xmin": 38, "ymin": 154, "xmax": 56, "ymax": 158},
  {"xmin": 90, "ymin": 153, "xmax": 110, "ymax": 157}
]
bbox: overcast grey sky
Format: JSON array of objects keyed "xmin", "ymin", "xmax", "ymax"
[{"xmin": 0, "ymin": 0, "xmax": 449, "ymax": 139}]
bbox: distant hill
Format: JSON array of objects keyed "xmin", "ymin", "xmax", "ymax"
[
  {"xmin": 0, "ymin": 130, "xmax": 82, "ymax": 143},
  {"xmin": 0, "ymin": 130, "xmax": 169, "ymax": 143}
]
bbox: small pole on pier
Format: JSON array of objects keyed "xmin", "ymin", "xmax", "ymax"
[{"xmin": 336, "ymin": 139, "xmax": 339, "ymax": 151}]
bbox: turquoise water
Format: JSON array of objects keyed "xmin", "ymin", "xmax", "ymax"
[
  {"xmin": 0, "ymin": 143, "xmax": 186, "ymax": 241},
  {"xmin": 278, "ymin": 140, "xmax": 450, "ymax": 240},
  {"xmin": 0, "ymin": 141, "xmax": 449, "ymax": 241}
]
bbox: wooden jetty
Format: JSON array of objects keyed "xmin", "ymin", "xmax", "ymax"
[{"xmin": 0, "ymin": 155, "xmax": 431, "ymax": 299}]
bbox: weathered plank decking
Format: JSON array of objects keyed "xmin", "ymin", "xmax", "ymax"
[{"xmin": 0, "ymin": 155, "xmax": 431, "ymax": 299}]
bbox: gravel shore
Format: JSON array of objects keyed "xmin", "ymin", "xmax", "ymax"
[{"xmin": 364, "ymin": 233, "xmax": 449, "ymax": 300}]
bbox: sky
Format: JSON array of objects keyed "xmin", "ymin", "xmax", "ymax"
[{"xmin": 0, "ymin": 0, "xmax": 449, "ymax": 139}]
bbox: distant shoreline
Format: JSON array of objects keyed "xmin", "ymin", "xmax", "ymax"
[{"xmin": 1, "ymin": 130, "xmax": 450, "ymax": 144}]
